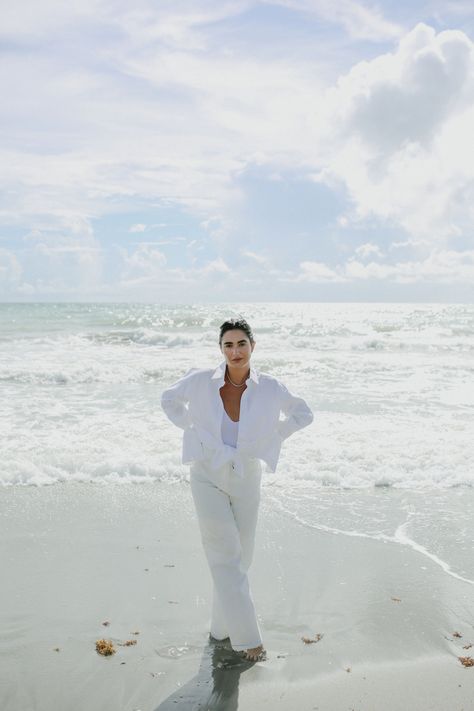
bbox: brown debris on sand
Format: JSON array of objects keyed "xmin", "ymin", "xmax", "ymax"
[
  {"xmin": 391, "ymin": 597, "xmax": 401, "ymax": 602},
  {"xmin": 463, "ymin": 644, "xmax": 472, "ymax": 650},
  {"xmin": 96, "ymin": 639, "xmax": 116, "ymax": 656},
  {"xmin": 453, "ymin": 631, "xmax": 463, "ymax": 638},
  {"xmin": 301, "ymin": 633, "xmax": 324, "ymax": 644},
  {"xmin": 458, "ymin": 656, "xmax": 474, "ymax": 668},
  {"xmin": 96, "ymin": 633, "xmax": 139, "ymax": 654}
]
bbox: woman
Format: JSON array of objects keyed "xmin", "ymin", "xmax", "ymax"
[{"xmin": 160, "ymin": 318, "xmax": 313, "ymax": 662}]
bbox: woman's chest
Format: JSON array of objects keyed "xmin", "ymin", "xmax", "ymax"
[
  {"xmin": 219, "ymin": 384, "xmax": 245, "ymax": 421},
  {"xmin": 188, "ymin": 378, "xmax": 279, "ymax": 434}
]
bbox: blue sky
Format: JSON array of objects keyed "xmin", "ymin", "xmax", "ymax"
[{"xmin": 1, "ymin": 0, "xmax": 474, "ymax": 302}]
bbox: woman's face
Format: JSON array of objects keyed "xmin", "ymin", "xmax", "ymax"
[{"xmin": 220, "ymin": 329, "xmax": 255, "ymax": 370}]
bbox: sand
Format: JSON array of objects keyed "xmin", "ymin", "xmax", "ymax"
[{"xmin": 0, "ymin": 480, "xmax": 473, "ymax": 711}]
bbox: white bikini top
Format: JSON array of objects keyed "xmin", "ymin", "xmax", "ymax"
[{"xmin": 221, "ymin": 408, "xmax": 239, "ymax": 448}]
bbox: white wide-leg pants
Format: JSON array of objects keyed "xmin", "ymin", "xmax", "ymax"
[{"xmin": 190, "ymin": 457, "xmax": 263, "ymax": 652}]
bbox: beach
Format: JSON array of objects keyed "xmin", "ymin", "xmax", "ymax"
[
  {"xmin": 1, "ymin": 301, "xmax": 473, "ymax": 709},
  {"xmin": 1, "ymin": 480, "xmax": 473, "ymax": 711}
]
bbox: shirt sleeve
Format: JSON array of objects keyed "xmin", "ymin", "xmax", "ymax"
[
  {"xmin": 160, "ymin": 368, "xmax": 198, "ymax": 430},
  {"xmin": 276, "ymin": 379, "xmax": 314, "ymax": 440}
]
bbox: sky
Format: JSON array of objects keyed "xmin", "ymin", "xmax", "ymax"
[{"xmin": 1, "ymin": 0, "xmax": 474, "ymax": 302}]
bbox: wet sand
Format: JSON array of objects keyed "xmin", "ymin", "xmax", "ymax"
[{"xmin": 0, "ymin": 481, "xmax": 473, "ymax": 711}]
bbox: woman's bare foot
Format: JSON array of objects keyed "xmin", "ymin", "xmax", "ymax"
[{"xmin": 239, "ymin": 644, "xmax": 266, "ymax": 661}]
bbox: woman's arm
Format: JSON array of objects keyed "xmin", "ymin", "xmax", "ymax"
[
  {"xmin": 276, "ymin": 380, "xmax": 314, "ymax": 440},
  {"xmin": 160, "ymin": 368, "xmax": 198, "ymax": 430}
]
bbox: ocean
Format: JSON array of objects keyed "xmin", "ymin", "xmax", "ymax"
[
  {"xmin": 1, "ymin": 301, "xmax": 473, "ymax": 597},
  {"xmin": 1, "ymin": 301, "xmax": 472, "ymax": 489}
]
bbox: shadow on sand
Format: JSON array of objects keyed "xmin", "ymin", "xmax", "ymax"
[{"xmin": 153, "ymin": 635, "xmax": 258, "ymax": 710}]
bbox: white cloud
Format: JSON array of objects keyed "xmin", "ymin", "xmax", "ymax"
[
  {"xmin": 119, "ymin": 244, "xmax": 167, "ymax": 277},
  {"xmin": 241, "ymin": 250, "xmax": 270, "ymax": 265},
  {"xmin": 315, "ymin": 23, "xmax": 474, "ymax": 240},
  {"xmin": 298, "ymin": 248, "xmax": 474, "ymax": 284},
  {"xmin": 263, "ymin": 0, "xmax": 403, "ymax": 41},
  {"xmin": 298, "ymin": 260, "xmax": 346, "ymax": 282},
  {"xmin": 390, "ymin": 239, "xmax": 431, "ymax": 250},
  {"xmin": 129, "ymin": 223, "xmax": 147, "ymax": 233},
  {"xmin": 355, "ymin": 242, "xmax": 385, "ymax": 258},
  {"xmin": 201, "ymin": 257, "xmax": 231, "ymax": 274},
  {"xmin": 114, "ymin": 1, "xmax": 253, "ymax": 51},
  {"xmin": 112, "ymin": 251, "xmax": 232, "ymax": 297}
]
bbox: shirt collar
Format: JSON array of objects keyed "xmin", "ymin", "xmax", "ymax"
[{"xmin": 211, "ymin": 360, "xmax": 259, "ymax": 385}]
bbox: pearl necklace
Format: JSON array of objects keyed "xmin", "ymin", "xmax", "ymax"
[{"xmin": 225, "ymin": 367, "xmax": 249, "ymax": 388}]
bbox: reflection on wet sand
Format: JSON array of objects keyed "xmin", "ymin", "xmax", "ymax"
[{"xmin": 154, "ymin": 635, "xmax": 258, "ymax": 710}]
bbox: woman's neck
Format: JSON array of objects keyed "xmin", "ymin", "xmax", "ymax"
[{"xmin": 225, "ymin": 364, "xmax": 249, "ymax": 386}]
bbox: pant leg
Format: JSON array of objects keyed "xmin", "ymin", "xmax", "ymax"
[
  {"xmin": 209, "ymin": 586, "xmax": 229, "ymax": 641},
  {"xmin": 209, "ymin": 475, "xmax": 261, "ymax": 642},
  {"xmin": 190, "ymin": 460, "xmax": 263, "ymax": 651},
  {"xmin": 229, "ymin": 469, "xmax": 261, "ymax": 572},
  {"xmin": 209, "ymin": 461, "xmax": 262, "ymax": 641}
]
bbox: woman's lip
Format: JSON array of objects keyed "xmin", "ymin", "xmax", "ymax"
[{"xmin": 232, "ymin": 358, "xmax": 243, "ymax": 362}]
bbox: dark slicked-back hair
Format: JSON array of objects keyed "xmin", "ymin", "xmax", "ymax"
[{"xmin": 219, "ymin": 318, "xmax": 255, "ymax": 346}]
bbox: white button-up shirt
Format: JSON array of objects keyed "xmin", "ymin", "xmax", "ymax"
[{"xmin": 161, "ymin": 360, "xmax": 314, "ymax": 477}]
